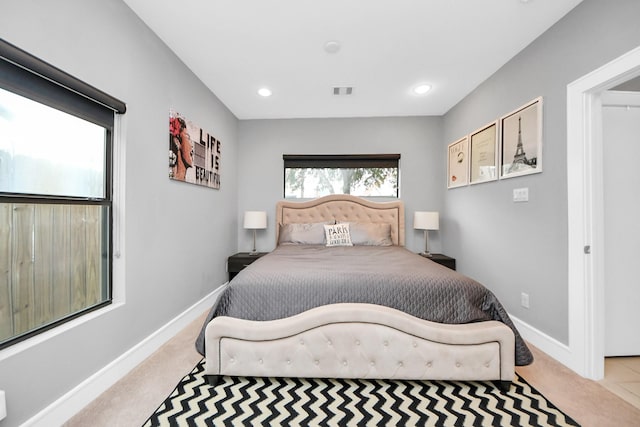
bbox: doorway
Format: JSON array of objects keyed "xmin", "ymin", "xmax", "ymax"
[
  {"xmin": 567, "ymin": 45, "xmax": 640, "ymax": 380},
  {"xmin": 598, "ymin": 88, "xmax": 640, "ymax": 408},
  {"xmin": 602, "ymin": 89, "xmax": 640, "ymax": 357}
]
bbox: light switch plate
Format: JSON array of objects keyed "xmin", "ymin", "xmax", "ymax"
[
  {"xmin": 513, "ymin": 187, "xmax": 529, "ymax": 202},
  {"xmin": 0, "ymin": 390, "xmax": 6, "ymax": 421}
]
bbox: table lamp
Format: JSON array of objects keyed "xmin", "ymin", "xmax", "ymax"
[
  {"xmin": 243, "ymin": 211, "xmax": 267, "ymax": 255},
  {"xmin": 413, "ymin": 211, "xmax": 439, "ymax": 257}
]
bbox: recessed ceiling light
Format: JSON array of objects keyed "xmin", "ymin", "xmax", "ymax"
[
  {"xmin": 257, "ymin": 87, "xmax": 272, "ymax": 97},
  {"xmin": 324, "ymin": 41, "xmax": 341, "ymax": 54},
  {"xmin": 413, "ymin": 84, "xmax": 431, "ymax": 95}
]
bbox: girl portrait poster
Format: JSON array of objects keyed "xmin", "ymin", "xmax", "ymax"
[{"xmin": 169, "ymin": 109, "xmax": 221, "ymax": 189}]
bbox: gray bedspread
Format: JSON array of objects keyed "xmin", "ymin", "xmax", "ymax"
[{"xmin": 196, "ymin": 245, "xmax": 533, "ymax": 366}]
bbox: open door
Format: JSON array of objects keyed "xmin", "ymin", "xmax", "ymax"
[{"xmin": 602, "ymin": 90, "xmax": 640, "ymax": 357}]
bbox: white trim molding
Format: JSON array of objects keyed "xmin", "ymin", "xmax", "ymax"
[
  {"xmin": 510, "ymin": 315, "xmax": 572, "ymax": 369},
  {"xmin": 566, "ymin": 44, "xmax": 640, "ymax": 380},
  {"xmin": 21, "ymin": 287, "xmax": 224, "ymax": 427}
]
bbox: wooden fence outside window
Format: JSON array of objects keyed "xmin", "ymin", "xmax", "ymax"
[{"xmin": 0, "ymin": 202, "xmax": 106, "ymax": 344}]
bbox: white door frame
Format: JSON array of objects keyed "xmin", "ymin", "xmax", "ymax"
[{"xmin": 567, "ymin": 44, "xmax": 640, "ymax": 380}]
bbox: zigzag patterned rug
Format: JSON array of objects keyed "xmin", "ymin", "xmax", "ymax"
[{"xmin": 142, "ymin": 360, "xmax": 580, "ymax": 426}]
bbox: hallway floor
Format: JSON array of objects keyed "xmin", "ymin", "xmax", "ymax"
[{"xmin": 601, "ymin": 357, "xmax": 640, "ymax": 409}]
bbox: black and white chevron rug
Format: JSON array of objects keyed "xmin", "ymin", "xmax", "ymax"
[{"xmin": 142, "ymin": 360, "xmax": 580, "ymax": 426}]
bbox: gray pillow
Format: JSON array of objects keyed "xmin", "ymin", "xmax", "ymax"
[
  {"xmin": 278, "ymin": 221, "xmax": 333, "ymax": 245},
  {"xmin": 340, "ymin": 222, "xmax": 393, "ymax": 246}
]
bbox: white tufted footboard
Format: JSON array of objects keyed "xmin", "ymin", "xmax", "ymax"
[{"xmin": 204, "ymin": 303, "xmax": 515, "ymax": 389}]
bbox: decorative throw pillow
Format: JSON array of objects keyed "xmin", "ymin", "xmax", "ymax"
[{"xmin": 324, "ymin": 223, "xmax": 353, "ymax": 247}]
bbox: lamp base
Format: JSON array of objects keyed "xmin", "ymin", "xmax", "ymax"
[
  {"xmin": 249, "ymin": 229, "xmax": 258, "ymax": 256},
  {"xmin": 421, "ymin": 230, "xmax": 433, "ymax": 258}
]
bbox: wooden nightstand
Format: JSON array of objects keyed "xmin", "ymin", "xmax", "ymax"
[
  {"xmin": 420, "ymin": 253, "xmax": 456, "ymax": 271},
  {"xmin": 227, "ymin": 252, "xmax": 268, "ymax": 281}
]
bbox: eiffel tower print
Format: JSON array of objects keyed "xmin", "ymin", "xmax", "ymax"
[{"xmin": 507, "ymin": 116, "xmax": 536, "ymax": 174}]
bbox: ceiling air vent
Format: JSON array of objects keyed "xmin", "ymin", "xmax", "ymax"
[{"xmin": 333, "ymin": 86, "xmax": 353, "ymax": 96}]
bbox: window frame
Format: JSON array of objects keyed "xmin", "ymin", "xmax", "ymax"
[
  {"xmin": 0, "ymin": 38, "xmax": 126, "ymax": 350},
  {"xmin": 283, "ymin": 154, "xmax": 401, "ymax": 199}
]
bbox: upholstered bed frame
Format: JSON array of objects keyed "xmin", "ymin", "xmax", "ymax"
[
  {"xmin": 275, "ymin": 194, "xmax": 405, "ymax": 246},
  {"xmin": 204, "ymin": 195, "xmax": 515, "ymax": 389}
]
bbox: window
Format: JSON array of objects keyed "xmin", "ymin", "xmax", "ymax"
[
  {"xmin": 284, "ymin": 154, "xmax": 400, "ymax": 198},
  {"xmin": 0, "ymin": 39, "xmax": 126, "ymax": 349}
]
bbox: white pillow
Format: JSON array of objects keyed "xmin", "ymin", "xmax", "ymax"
[{"xmin": 324, "ymin": 223, "xmax": 353, "ymax": 247}]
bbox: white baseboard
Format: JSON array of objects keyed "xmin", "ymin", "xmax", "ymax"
[
  {"xmin": 510, "ymin": 314, "xmax": 577, "ymax": 373},
  {"xmin": 22, "ymin": 287, "xmax": 225, "ymax": 427}
]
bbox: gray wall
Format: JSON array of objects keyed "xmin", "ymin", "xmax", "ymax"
[
  {"xmin": 237, "ymin": 117, "xmax": 443, "ymax": 254},
  {"xmin": 442, "ymin": 0, "xmax": 640, "ymax": 344},
  {"xmin": 0, "ymin": 0, "xmax": 238, "ymax": 425}
]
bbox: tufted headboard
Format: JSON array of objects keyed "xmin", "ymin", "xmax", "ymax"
[{"xmin": 276, "ymin": 194, "xmax": 405, "ymax": 246}]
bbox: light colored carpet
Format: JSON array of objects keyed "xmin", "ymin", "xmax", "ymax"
[
  {"xmin": 517, "ymin": 346, "xmax": 640, "ymax": 427},
  {"xmin": 66, "ymin": 312, "xmax": 640, "ymax": 427},
  {"xmin": 64, "ymin": 313, "xmax": 206, "ymax": 427}
]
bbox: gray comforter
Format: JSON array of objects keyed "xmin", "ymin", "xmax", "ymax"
[{"xmin": 196, "ymin": 245, "xmax": 533, "ymax": 366}]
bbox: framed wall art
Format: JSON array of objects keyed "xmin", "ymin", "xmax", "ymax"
[
  {"xmin": 469, "ymin": 121, "xmax": 498, "ymax": 185},
  {"xmin": 169, "ymin": 109, "xmax": 222, "ymax": 189},
  {"xmin": 447, "ymin": 136, "xmax": 469, "ymax": 188},
  {"xmin": 499, "ymin": 97, "xmax": 543, "ymax": 179}
]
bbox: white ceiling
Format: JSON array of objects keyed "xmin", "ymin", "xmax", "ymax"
[{"xmin": 122, "ymin": 0, "xmax": 583, "ymax": 120}]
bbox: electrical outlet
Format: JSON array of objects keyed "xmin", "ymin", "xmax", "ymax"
[{"xmin": 521, "ymin": 292, "xmax": 530, "ymax": 309}]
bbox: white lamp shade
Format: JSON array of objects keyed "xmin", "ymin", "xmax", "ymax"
[
  {"xmin": 413, "ymin": 211, "xmax": 439, "ymax": 230},
  {"xmin": 243, "ymin": 211, "xmax": 267, "ymax": 229}
]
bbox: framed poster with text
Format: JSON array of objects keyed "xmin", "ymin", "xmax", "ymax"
[
  {"xmin": 447, "ymin": 136, "xmax": 469, "ymax": 189},
  {"xmin": 169, "ymin": 109, "xmax": 222, "ymax": 189},
  {"xmin": 469, "ymin": 121, "xmax": 498, "ymax": 185}
]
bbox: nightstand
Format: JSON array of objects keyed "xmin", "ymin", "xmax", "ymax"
[
  {"xmin": 227, "ymin": 252, "xmax": 268, "ymax": 281},
  {"xmin": 420, "ymin": 253, "xmax": 456, "ymax": 271}
]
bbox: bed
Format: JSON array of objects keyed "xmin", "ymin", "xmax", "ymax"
[{"xmin": 196, "ymin": 195, "xmax": 533, "ymax": 391}]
